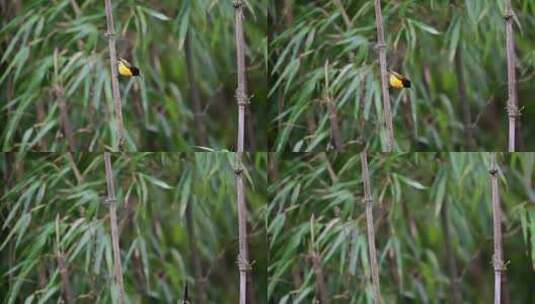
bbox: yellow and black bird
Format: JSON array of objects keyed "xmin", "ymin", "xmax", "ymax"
[
  {"xmin": 389, "ymin": 71, "xmax": 411, "ymax": 89},
  {"xmin": 118, "ymin": 58, "xmax": 140, "ymax": 77}
]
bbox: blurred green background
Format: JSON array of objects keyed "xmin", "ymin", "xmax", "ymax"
[
  {"xmin": 269, "ymin": 0, "xmax": 535, "ymax": 151},
  {"xmin": 0, "ymin": 152, "xmax": 267, "ymax": 303},
  {"xmin": 0, "ymin": 0, "xmax": 267, "ymax": 151},
  {"xmin": 268, "ymin": 152, "xmax": 535, "ymax": 303}
]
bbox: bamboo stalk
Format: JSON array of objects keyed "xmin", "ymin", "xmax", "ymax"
[
  {"xmin": 373, "ymin": 0, "xmax": 394, "ymax": 152},
  {"xmin": 234, "ymin": 2, "xmax": 250, "ymax": 303},
  {"xmin": 57, "ymin": 249, "xmax": 74, "ymax": 303},
  {"xmin": 504, "ymin": 0, "xmax": 519, "ymax": 152},
  {"xmin": 104, "ymin": 0, "xmax": 125, "ymax": 149},
  {"xmin": 311, "ymin": 251, "xmax": 328, "ymax": 303},
  {"xmin": 234, "ymin": 152, "xmax": 249, "ymax": 304},
  {"xmin": 55, "ymin": 85, "xmax": 77, "ymax": 151},
  {"xmin": 324, "ymin": 61, "xmax": 343, "ymax": 151},
  {"xmin": 361, "ymin": 151, "xmax": 382, "ymax": 303},
  {"xmin": 234, "ymin": 0, "xmax": 247, "ymax": 152},
  {"xmin": 185, "ymin": 31, "xmax": 207, "ymax": 146},
  {"xmin": 489, "ymin": 153, "xmax": 505, "ymax": 304},
  {"xmin": 103, "ymin": 152, "xmax": 126, "ymax": 303}
]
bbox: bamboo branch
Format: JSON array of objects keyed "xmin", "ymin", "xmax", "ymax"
[
  {"xmin": 104, "ymin": 0, "xmax": 125, "ymax": 149},
  {"xmin": 361, "ymin": 151, "xmax": 382, "ymax": 303},
  {"xmin": 489, "ymin": 153, "xmax": 505, "ymax": 304},
  {"xmin": 504, "ymin": 0, "xmax": 519, "ymax": 152},
  {"xmin": 57, "ymin": 249, "xmax": 75, "ymax": 303},
  {"xmin": 185, "ymin": 31, "xmax": 207, "ymax": 146},
  {"xmin": 311, "ymin": 251, "xmax": 328, "ymax": 304},
  {"xmin": 373, "ymin": 0, "xmax": 394, "ymax": 152},
  {"xmin": 333, "ymin": 0, "xmax": 351, "ymax": 29},
  {"xmin": 324, "ymin": 61, "xmax": 343, "ymax": 151},
  {"xmin": 55, "ymin": 85, "xmax": 77, "ymax": 151},
  {"xmin": 234, "ymin": 0, "xmax": 248, "ymax": 152},
  {"xmin": 103, "ymin": 152, "xmax": 126, "ymax": 303}
]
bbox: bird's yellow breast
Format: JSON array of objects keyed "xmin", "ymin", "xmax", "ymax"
[
  {"xmin": 118, "ymin": 62, "xmax": 133, "ymax": 77},
  {"xmin": 389, "ymin": 74, "xmax": 404, "ymax": 89}
]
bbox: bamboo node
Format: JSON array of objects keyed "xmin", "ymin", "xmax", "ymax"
[
  {"xmin": 104, "ymin": 197, "xmax": 117, "ymax": 205},
  {"xmin": 503, "ymin": 13, "xmax": 513, "ymax": 20},
  {"xmin": 232, "ymin": 0, "xmax": 242, "ymax": 9},
  {"xmin": 492, "ymin": 255, "xmax": 506, "ymax": 271},
  {"xmin": 104, "ymin": 31, "xmax": 115, "ymax": 38},
  {"xmin": 375, "ymin": 43, "xmax": 387, "ymax": 49},
  {"xmin": 362, "ymin": 197, "xmax": 374, "ymax": 205},
  {"xmin": 506, "ymin": 105, "xmax": 521, "ymax": 118},
  {"xmin": 234, "ymin": 167, "xmax": 244, "ymax": 175},
  {"xmin": 489, "ymin": 168, "xmax": 498, "ymax": 175},
  {"xmin": 236, "ymin": 254, "xmax": 252, "ymax": 272},
  {"xmin": 236, "ymin": 90, "xmax": 249, "ymax": 106}
]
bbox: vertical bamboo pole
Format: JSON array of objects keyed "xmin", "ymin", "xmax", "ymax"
[
  {"xmin": 103, "ymin": 152, "xmax": 126, "ymax": 303},
  {"xmin": 234, "ymin": 1, "xmax": 250, "ymax": 303},
  {"xmin": 234, "ymin": 0, "xmax": 247, "ymax": 152},
  {"xmin": 373, "ymin": 0, "xmax": 394, "ymax": 152},
  {"xmin": 489, "ymin": 153, "xmax": 505, "ymax": 304},
  {"xmin": 504, "ymin": 0, "xmax": 518, "ymax": 152},
  {"xmin": 104, "ymin": 0, "xmax": 125, "ymax": 149},
  {"xmin": 360, "ymin": 151, "xmax": 382, "ymax": 303},
  {"xmin": 56, "ymin": 217, "xmax": 74, "ymax": 304}
]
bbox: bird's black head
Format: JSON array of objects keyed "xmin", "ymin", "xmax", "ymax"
[{"xmin": 131, "ymin": 67, "xmax": 140, "ymax": 76}]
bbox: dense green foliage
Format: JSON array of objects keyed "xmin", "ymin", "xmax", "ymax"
[
  {"xmin": 269, "ymin": 0, "xmax": 535, "ymax": 151},
  {"xmin": 0, "ymin": 152, "xmax": 267, "ymax": 303},
  {"xmin": 0, "ymin": 0, "xmax": 267, "ymax": 151},
  {"xmin": 268, "ymin": 152, "xmax": 535, "ymax": 302}
]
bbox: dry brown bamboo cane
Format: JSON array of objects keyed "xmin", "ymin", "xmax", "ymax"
[
  {"xmin": 103, "ymin": 152, "xmax": 126, "ymax": 303},
  {"xmin": 373, "ymin": 0, "xmax": 394, "ymax": 152},
  {"xmin": 104, "ymin": 0, "xmax": 125, "ymax": 149},
  {"xmin": 505, "ymin": 0, "xmax": 519, "ymax": 152},
  {"xmin": 361, "ymin": 151, "xmax": 382, "ymax": 303},
  {"xmin": 489, "ymin": 153, "xmax": 505, "ymax": 304}
]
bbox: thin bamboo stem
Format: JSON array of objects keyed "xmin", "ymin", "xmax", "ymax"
[
  {"xmin": 373, "ymin": 0, "xmax": 394, "ymax": 152},
  {"xmin": 104, "ymin": 0, "xmax": 125, "ymax": 149},
  {"xmin": 505, "ymin": 0, "xmax": 518, "ymax": 152},
  {"xmin": 57, "ymin": 249, "xmax": 74, "ymax": 303},
  {"xmin": 234, "ymin": 0, "xmax": 248, "ymax": 152},
  {"xmin": 103, "ymin": 152, "xmax": 126, "ymax": 304},
  {"xmin": 311, "ymin": 251, "xmax": 328, "ymax": 303},
  {"xmin": 324, "ymin": 61, "xmax": 343, "ymax": 151},
  {"xmin": 489, "ymin": 153, "xmax": 505, "ymax": 304},
  {"xmin": 234, "ymin": 1, "xmax": 250, "ymax": 303},
  {"xmin": 361, "ymin": 151, "xmax": 382, "ymax": 304},
  {"xmin": 235, "ymin": 152, "xmax": 249, "ymax": 304}
]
